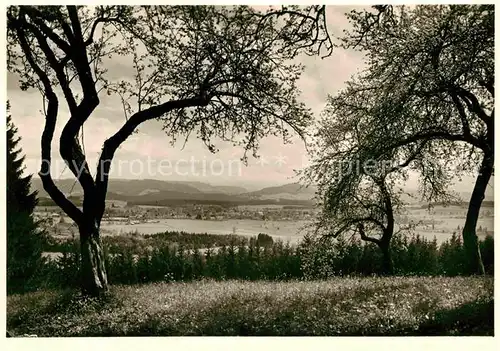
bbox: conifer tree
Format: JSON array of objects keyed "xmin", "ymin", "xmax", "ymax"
[
  {"xmin": 6, "ymin": 101, "xmax": 44, "ymax": 293},
  {"xmin": 7, "ymin": 105, "xmax": 37, "ymax": 214}
]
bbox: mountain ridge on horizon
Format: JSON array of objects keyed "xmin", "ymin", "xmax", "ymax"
[{"xmin": 31, "ymin": 177, "xmax": 493, "ymax": 205}]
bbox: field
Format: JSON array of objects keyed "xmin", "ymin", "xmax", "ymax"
[
  {"xmin": 101, "ymin": 218, "xmax": 310, "ymax": 242},
  {"xmin": 6, "ymin": 276, "xmax": 493, "ymax": 336}
]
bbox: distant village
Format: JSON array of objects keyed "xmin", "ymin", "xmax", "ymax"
[
  {"xmin": 34, "ymin": 202, "xmax": 316, "ymax": 226},
  {"xmin": 34, "ymin": 199, "xmax": 494, "ymax": 243}
]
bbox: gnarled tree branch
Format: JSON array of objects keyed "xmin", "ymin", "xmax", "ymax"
[
  {"xmin": 358, "ymin": 223, "xmax": 382, "ymax": 246},
  {"xmin": 10, "ymin": 13, "xmax": 83, "ymax": 224},
  {"xmin": 94, "ymin": 94, "xmax": 212, "ymax": 222}
]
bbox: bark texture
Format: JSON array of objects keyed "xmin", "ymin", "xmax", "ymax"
[
  {"xmin": 80, "ymin": 224, "xmax": 108, "ymax": 296},
  {"xmin": 461, "ymin": 152, "xmax": 493, "ymax": 275},
  {"xmin": 379, "ymin": 242, "xmax": 394, "ymax": 275}
]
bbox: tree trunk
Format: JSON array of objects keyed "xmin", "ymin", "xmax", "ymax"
[
  {"xmin": 462, "ymin": 152, "xmax": 493, "ymax": 275},
  {"xmin": 379, "ymin": 242, "xmax": 394, "ymax": 275},
  {"xmin": 80, "ymin": 223, "xmax": 108, "ymax": 296}
]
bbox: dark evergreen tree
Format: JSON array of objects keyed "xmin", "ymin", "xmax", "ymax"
[
  {"xmin": 6, "ymin": 102, "xmax": 44, "ymax": 293},
  {"xmin": 7, "ymin": 108, "xmax": 37, "ymax": 212}
]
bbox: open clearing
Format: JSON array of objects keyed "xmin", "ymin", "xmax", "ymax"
[{"xmin": 7, "ymin": 276, "xmax": 493, "ymax": 336}]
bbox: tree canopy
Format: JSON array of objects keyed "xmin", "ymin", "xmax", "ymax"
[{"xmin": 335, "ymin": 5, "xmax": 493, "ymax": 174}]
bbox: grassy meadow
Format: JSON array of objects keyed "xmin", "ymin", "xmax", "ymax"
[{"xmin": 7, "ymin": 276, "xmax": 493, "ymax": 336}]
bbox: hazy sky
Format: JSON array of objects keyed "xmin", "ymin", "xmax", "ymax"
[{"xmin": 6, "ymin": 5, "xmax": 493, "ymax": 195}]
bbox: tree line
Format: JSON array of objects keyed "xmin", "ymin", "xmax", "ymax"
[{"xmin": 10, "ymin": 230, "xmax": 495, "ymax": 293}]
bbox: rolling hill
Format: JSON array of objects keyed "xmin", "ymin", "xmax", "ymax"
[
  {"xmin": 31, "ymin": 178, "xmax": 492, "ymax": 208},
  {"xmin": 246, "ymin": 183, "xmax": 317, "ymax": 201},
  {"xmin": 32, "ymin": 179, "xmax": 316, "ymax": 207},
  {"xmin": 31, "ymin": 178, "xmax": 247, "ymax": 198}
]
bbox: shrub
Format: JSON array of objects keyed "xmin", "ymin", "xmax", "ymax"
[
  {"xmin": 7, "ymin": 212, "xmax": 48, "ymax": 293},
  {"xmin": 256, "ymin": 233, "xmax": 274, "ymax": 247},
  {"xmin": 299, "ymin": 232, "xmax": 493, "ymax": 279},
  {"xmin": 479, "ymin": 235, "xmax": 494, "ymax": 275}
]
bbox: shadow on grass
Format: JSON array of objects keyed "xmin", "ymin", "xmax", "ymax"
[
  {"xmin": 37, "ymin": 289, "xmax": 120, "ymax": 315},
  {"xmin": 7, "ymin": 288, "xmax": 122, "ymax": 337},
  {"xmin": 405, "ymin": 298, "xmax": 494, "ymax": 336},
  {"xmin": 118, "ymin": 294, "xmax": 494, "ymax": 337},
  {"xmin": 181, "ymin": 296, "xmax": 494, "ymax": 336}
]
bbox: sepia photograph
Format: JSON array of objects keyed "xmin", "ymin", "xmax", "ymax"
[{"xmin": 4, "ymin": 2, "xmax": 495, "ymax": 339}]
